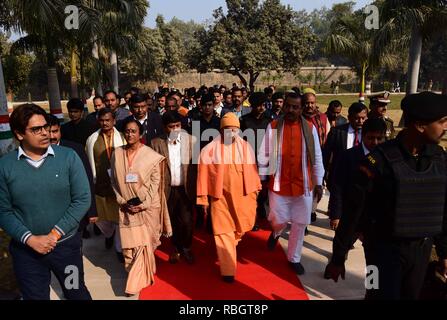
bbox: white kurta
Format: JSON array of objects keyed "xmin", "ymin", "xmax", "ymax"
[{"xmin": 259, "ymin": 122, "xmax": 325, "ymax": 263}]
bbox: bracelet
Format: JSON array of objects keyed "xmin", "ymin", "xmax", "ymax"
[{"xmin": 50, "ymin": 229, "xmax": 62, "ymax": 240}]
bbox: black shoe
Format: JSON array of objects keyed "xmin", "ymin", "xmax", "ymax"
[
  {"xmin": 289, "ymin": 262, "xmax": 305, "ymax": 275},
  {"xmin": 304, "ymin": 227, "xmax": 309, "ymax": 236},
  {"xmin": 116, "ymin": 252, "xmax": 125, "ymax": 263},
  {"xmin": 82, "ymin": 228, "xmax": 91, "ymax": 239},
  {"xmin": 222, "ymin": 276, "xmax": 234, "ymax": 283},
  {"xmin": 182, "ymin": 249, "xmax": 195, "ymax": 265},
  {"xmin": 105, "ymin": 235, "xmax": 114, "ymax": 250},
  {"xmin": 311, "ymin": 212, "xmax": 317, "ymax": 223},
  {"xmin": 169, "ymin": 251, "xmax": 181, "ymax": 264},
  {"xmin": 93, "ymin": 224, "xmax": 102, "ymax": 236},
  {"xmin": 251, "ymin": 224, "xmax": 260, "ymax": 232},
  {"xmin": 267, "ymin": 232, "xmax": 280, "ymax": 251}
]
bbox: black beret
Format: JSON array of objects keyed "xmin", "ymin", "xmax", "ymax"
[{"xmin": 401, "ymin": 92, "xmax": 447, "ymax": 122}]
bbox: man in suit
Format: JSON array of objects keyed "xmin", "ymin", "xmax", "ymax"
[
  {"xmin": 328, "ymin": 118, "xmax": 387, "ymax": 230},
  {"xmin": 117, "ymin": 94, "xmax": 164, "ymax": 145},
  {"xmin": 221, "ymin": 87, "xmax": 251, "ymax": 119},
  {"xmin": 150, "ymin": 111, "xmax": 197, "ymax": 264},
  {"xmin": 323, "ymin": 102, "xmax": 368, "ymax": 192},
  {"xmin": 47, "ymin": 115, "xmax": 98, "ymax": 239},
  {"xmin": 240, "ymin": 92, "xmax": 273, "ymax": 231}
]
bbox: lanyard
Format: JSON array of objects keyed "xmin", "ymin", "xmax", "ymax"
[
  {"xmin": 103, "ymin": 131, "xmax": 114, "ymax": 160},
  {"xmin": 126, "ymin": 144, "xmax": 142, "ymax": 169}
]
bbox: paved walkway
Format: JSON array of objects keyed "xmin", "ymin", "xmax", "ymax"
[{"xmin": 50, "ymin": 193, "xmax": 366, "ymax": 300}]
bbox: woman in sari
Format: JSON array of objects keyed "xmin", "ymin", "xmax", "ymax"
[{"xmin": 111, "ymin": 118, "xmax": 172, "ymax": 296}]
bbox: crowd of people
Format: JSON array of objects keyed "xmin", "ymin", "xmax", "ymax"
[{"xmin": 0, "ymin": 83, "xmax": 446, "ymax": 300}]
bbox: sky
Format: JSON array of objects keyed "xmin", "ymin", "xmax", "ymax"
[{"xmin": 145, "ymin": 0, "xmax": 373, "ymax": 27}]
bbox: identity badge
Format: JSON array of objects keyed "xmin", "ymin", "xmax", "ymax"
[{"xmin": 126, "ymin": 173, "xmax": 139, "ymax": 183}]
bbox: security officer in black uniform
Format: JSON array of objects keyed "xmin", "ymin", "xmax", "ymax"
[
  {"xmin": 367, "ymin": 91, "xmax": 395, "ymax": 140},
  {"xmin": 324, "ymin": 91, "xmax": 447, "ymax": 300}
]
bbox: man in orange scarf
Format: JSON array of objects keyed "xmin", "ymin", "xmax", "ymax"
[{"xmin": 197, "ymin": 112, "xmax": 261, "ymax": 283}]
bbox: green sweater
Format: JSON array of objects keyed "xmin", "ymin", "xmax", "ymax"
[{"xmin": 0, "ymin": 145, "xmax": 91, "ymax": 244}]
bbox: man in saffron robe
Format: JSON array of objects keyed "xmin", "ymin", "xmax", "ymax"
[
  {"xmin": 197, "ymin": 112, "xmax": 261, "ymax": 283},
  {"xmin": 258, "ymin": 92, "xmax": 325, "ymax": 275}
]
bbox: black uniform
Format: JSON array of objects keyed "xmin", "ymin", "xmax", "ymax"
[{"xmin": 331, "ymin": 133, "xmax": 447, "ymax": 300}]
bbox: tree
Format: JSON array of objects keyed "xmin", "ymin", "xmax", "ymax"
[
  {"xmin": 377, "ymin": 0, "xmax": 447, "ymax": 94},
  {"xmin": 325, "ymin": 5, "xmax": 402, "ymax": 94},
  {"xmin": 96, "ymin": 0, "xmax": 149, "ymax": 93},
  {"xmin": 195, "ymin": 0, "xmax": 317, "ymax": 92},
  {"xmin": 420, "ymin": 31, "xmax": 447, "ymax": 93},
  {"xmin": 156, "ymin": 15, "xmax": 187, "ymax": 77}
]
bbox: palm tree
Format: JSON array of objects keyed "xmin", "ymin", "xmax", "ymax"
[
  {"xmin": 325, "ymin": 9, "xmax": 401, "ymax": 95},
  {"xmin": 377, "ymin": 0, "xmax": 447, "ymax": 94},
  {"xmin": 95, "ymin": 0, "xmax": 149, "ymax": 94},
  {"xmin": 9, "ymin": 0, "xmax": 67, "ymax": 117}
]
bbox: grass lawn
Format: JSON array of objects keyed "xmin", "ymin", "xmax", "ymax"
[{"xmin": 316, "ymin": 93, "xmax": 405, "ymax": 110}]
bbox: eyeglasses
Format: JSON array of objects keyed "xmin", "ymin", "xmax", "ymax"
[
  {"xmin": 27, "ymin": 124, "xmax": 50, "ymax": 135},
  {"xmin": 124, "ymin": 129, "xmax": 139, "ymax": 134}
]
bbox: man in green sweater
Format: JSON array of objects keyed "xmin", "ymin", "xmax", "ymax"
[{"xmin": 0, "ymin": 104, "xmax": 92, "ymax": 300}]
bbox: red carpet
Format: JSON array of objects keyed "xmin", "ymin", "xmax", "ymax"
[{"xmin": 139, "ymin": 223, "xmax": 309, "ymax": 300}]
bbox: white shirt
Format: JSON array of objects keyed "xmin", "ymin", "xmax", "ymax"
[
  {"xmin": 134, "ymin": 114, "xmax": 148, "ymax": 125},
  {"xmin": 347, "ymin": 125, "xmax": 362, "ymax": 150},
  {"xmin": 18, "ymin": 145, "xmax": 55, "ymax": 168},
  {"xmin": 362, "ymin": 142, "xmax": 370, "ymax": 156},
  {"xmin": 168, "ymin": 135, "xmax": 183, "ymax": 186},
  {"xmin": 214, "ymin": 102, "xmax": 223, "ymax": 117}
]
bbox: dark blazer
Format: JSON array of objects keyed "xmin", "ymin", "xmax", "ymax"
[
  {"xmin": 117, "ymin": 112, "xmax": 164, "ymax": 145},
  {"xmin": 322, "ymin": 123, "xmax": 350, "ymax": 189},
  {"xmin": 61, "ymin": 119, "xmax": 95, "ymax": 147},
  {"xmin": 59, "ymin": 139, "xmax": 98, "ymax": 230},
  {"xmin": 221, "ymin": 106, "xmax": 252, "ymax": 118},
  {"xmin": 150, "ymin": 133, "xmax": 197, "ymax": 202},
  {"xmin": 328, "ymin": 145, "xmax": 366, "ymax": 220},
  {"xmin": 85, "ymin": 112, "xmax": 99, "ymax": 131}
]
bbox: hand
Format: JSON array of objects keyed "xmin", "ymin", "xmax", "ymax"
[
  {"xmin": 128, "ymin": 204, "xmax": 145, "ymax": 214},
  {"xmin": 26, "ymin": 235, "xmax": 57, "ymax": 255},
  {"xmin": 330, "ymin": 219, "xmax": 340, "ymax": 231},
  {"xmin": 89, "ymin": 217, "xmax": 98, "ymax": 224},
  {"xmin": 313, "ymin": 185, "xmax": 323, "ymax": 203},
  {"xmin": 437, "ymin": 259, "xmax": 447, "ymax": 279},
  {"xmin": 324, "ymin": 262, "xmax": 346, "ymax": 282}
]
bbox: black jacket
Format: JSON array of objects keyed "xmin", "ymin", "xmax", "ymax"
[
  {"xmin": 59, "ymin": 139, "xmax": 97, "ymax": 231},
  {"xmin": 331, "ymin": 134, "xmax": 447, "ymax": 266},
  {"xmin": 328, "ymin": 144, "xmax": 366, "ymax": 220},
  {"xmin": 117, "ymin": 112, "xmax": 164, "ymax": 145},
  {"xmin": 61, "ymin": 119, "xmax": 95, "ymax": 147},
  {"xmin": 322, "ymin": 123, "xmax": 350, "ymax": 188}
]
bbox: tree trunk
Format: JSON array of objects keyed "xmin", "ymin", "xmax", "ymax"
[
  {"xmin": 361, "ymin": 62, "xmax": 367, "ymax": 94},
  {"xmin": 46, "ymin": 45, "xmax": 63, "ymax": 120},
  {"xmin": 92, "ymin": 42, "xmax": 103, "ymax": 96},
  {"xmin": 110, "ymin": 51, "xmax": 119, "ymax": 94},
  {"xmin": 70, "ymin": 48, "xmax": 79, "ymax": 98},
  {"xmin": 0, "ymin": 55, "xmax": 15, "ymax": 156},
  {"xmin": 406, "ymin": 27, "xmax": 423, "ymax": 95},
  {"xmin": 79, "ymin": 50, "xmax": 85, "ymax": 99},
  {"xmin": 248, "ymin": 71, "xmax": 260, "ymax": 93}
]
